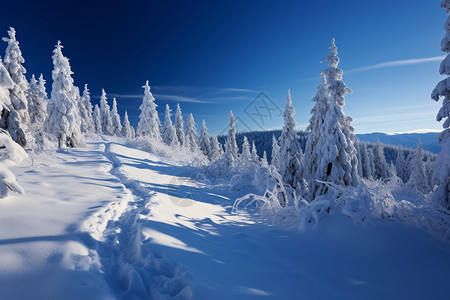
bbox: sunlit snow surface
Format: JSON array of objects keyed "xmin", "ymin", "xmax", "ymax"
[{"xmin": 0, "ymin": 137, "xmax": 449, "ymax": 299}]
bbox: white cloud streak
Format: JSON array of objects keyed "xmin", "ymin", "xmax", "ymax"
[{"xmin": 348, "ymin": 55, "xmax": 446, "ymax": 73}]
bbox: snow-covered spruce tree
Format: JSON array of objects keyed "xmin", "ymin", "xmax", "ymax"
[
  {"xmin": 303, "ymin": 73, "xmax": 329, "ymax": 184},
  {"xmin": 396, "ymin": 148, "xmax": 408, "ymax": 183},
  {"xmin": 26, "ymin": 74, "xmax": 47, "ymax": 127},
  {"xmin": 198, "ymin": 120, "xmax": 212, "ymax": 158},
  {"xmin": 44, "ymin": 41, "xmax": 82, "ymax": 148},
  {"xmin": 356, "ymin": 144, "xmax": 363, "ymax": 177},
  {"xmin": 271, "ymin": 134, "xmax": 280, "ymax": 170},
  {"xmin": 372, "ymin": 140, "xmax": 389, "ymax": 180},
  {"xmin": 2, "ymin": 27, "xmax": 29, "ymax": 123},
  {"xmin": 209, "ymin": 135, "xmax": 223, "ymax": 161},
  {"xmin": 307, "ymin": 38, "xmax": 359, "ymax": 199},
  {"xmin": 430, "ymin": 0, "xmax": 450, "ymax": 209},
  {"xmin": 137, "ymin": 81, "xmax": 161, "ymax": 141},
  {"xmin": 38, "ymin": 74, "xmax": 47, "ymax": 97},
  {"xmin": 360, "ymin": 142, "xmax": 373, "ymax": 179},
  {"xmin": 251, "ymin": 141, "xmax": 259, "ymax": 164},
  {"xmin": 162, "ymin": 104, "xmax": 179, "ymax": 147},
  {"xmin": 1, "ymin": 28, "xmax": 29, "ymax": 146},
  {"xmin": 278, "ymin": 90, "xmax": 307, "ymax": 193},
  {"xmin": 185, "ymin": 113, "xmax": 199, "ymax": 152},
  {"xmin": 0, "ymin": 59, "xmax": 14, "ymax": 112},
  {"xmin": 121, "ymin": 111, "xmax": 133, "ymax": 138},
  {"xmin": 406, "ymin": 138, "xmax": 430, "ymax": 194},
  {"xmin": 261, "ymin": 150, "xmax": 269, "ymax": 167},
  {"xmin": 79, "ymin": 84, "xmax": 95, "ymax": 133},
  {"xmin": 241, "ymin": 135, "xmax": 251, "ymax": 161},
  {"xmin": 174, "ymin": 103, "xmax": 185, "ymax": 146},
  {"xmin": 223, "ymin": 110, "xmax": 239, "ymax": 166},
  {"xmin": 110, "ymin": 98, "xmax": 122, "ymax": 136},
  {"xmin": 99, "ymin": 89, "xmax": 113, "ymax": 135},
  {"xmin": 93, "ymin": 104, "xmax": 102, "ymax": 134}
]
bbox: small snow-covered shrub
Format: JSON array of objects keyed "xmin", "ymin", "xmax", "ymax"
[
  {"xmin": 0, "ymin": 162, "xmax": 24, "ymax": 197},
  {"xmin": 0, "ymin": 130, "xmax": 26, "ymax": 198},
  {"xmin": 0, "ymin": 129, "xmax": 27, "ymax": 165},
  {"xmin": 130, "ymin": 136, "xmax": 208, "ymax": 166}
]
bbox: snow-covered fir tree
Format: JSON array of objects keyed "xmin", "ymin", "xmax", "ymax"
[
  {"xmin": 430, "ymin": 0, "xmax": 450, "ymax": 209},
  {"xmin": 356, "ymin": 144, "xmax": 363, "ymax": 177},
  {"xmin": 99, "ymin": 89, "xmax": 113, "ymax": 135},
  {"xmin": 38, "ymin": 74, "xmax": 47, "ymax": 97},
  {"xmin": 26, "ymin": 74, "xmax": 47, "ymax": 128},
  {"xmin": 271, "ymin": 135, "xmax": 280, "ymax": 171},
  {"xmin": 396, "ymin": 149, "xmax": 408, "ymax": 183},
  {"xmin": 110, "ymin": 98, "xmax": 122, "ymax": 136},
  {"xmin": 261, "ymin": 150, "xmax": 269, "ymax": 167},
  {"xmin": 251, "ymin": 141, "xmax": 259, "ymax": 164},
  {"xmin": 360, "ymin": 143, "xmax": 373, "ymax": 179},
  {"xmin": 162, "ymin": 104, "xmax": 179, "ymax": 147},
  {"xmin": 307, "ymin": 39, "xmax": 359, "ymax": 199},
  {"xmin": 209, "ymin": 135, "xmax": 223, "ymax": 161},
  {"xmin": 185, "ymin": 113, "xmax": 199, "ymax": 152},
  {"xmin": 2, "ymin": 27, "xmax": 29, "ymax": 123},
  {"xmin": 406, "ymin": 139, "xmax": 430, "ymax": 193},
  {"xmin": 278, "ymin": 90, "xmax": 306, "ymax": 193},
  {"xmin": 78, "ymin": 84, "xmax": 95, "ymax": 133},
  {"xmin": 93, "ymin": 104, "xmax": 102, "ymax": 134},
  {"xmin": 0, "ymin": 59, "xmax": 14, "ymax": 113},
  {"xmin": 1, "ymin": 28, "xmax": 29, "ymax": 146},
  {"xmin": 224, "ymin": 110, "xmax": 239, "ymax": 166},
  {"xmin": 44, "ymin": 41, "xmax": 82, "ymax": 148},
  {"xmin": 137, "ymin": 81, "xmax": 161, "ymax": 141},
  {"xmin": 303, "ymin": 73, "xmax": 329, "ymax": 185},
  {"xmin": 240, "ymin": 135, "xmax": 251, "ymax": 161},
  {"xmin": 174, "ymin": 103, "xmax": 185, "ymax": 147},
  {"xmin": 372, "ymin": 140, "xmax": 389, "ymax": 180},
  {"xmin": 121, "ymin": 111, "xmax": 133, "ymax": 138},
  {"xmin": 198, "ymin": 120, "xmax": 212, "ymax": 158}
]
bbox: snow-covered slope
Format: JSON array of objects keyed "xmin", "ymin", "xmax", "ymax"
[{"xmin": 0, "ymin": 138, "xmax": 448, "ymax": 299}]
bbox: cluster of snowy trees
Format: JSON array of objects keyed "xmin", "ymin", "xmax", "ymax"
[{"xmin": 219, "ymin": 39, "xmax": 444, "ymax": 207}]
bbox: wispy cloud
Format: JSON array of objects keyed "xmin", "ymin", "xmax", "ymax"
[
  {"xmin": 347, "ymin": 55, "xmax": 446, "ymax": 73},
  {"xmin": 95, "ymin": 85, "xmax": 258, "ymax": 104},
  {"xmin": 154, "ymin": 94, "xmax": 211, "ymax": 104}
]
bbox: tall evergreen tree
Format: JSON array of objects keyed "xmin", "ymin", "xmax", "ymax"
[
  {"xmin": 137, "ymin": 81, "xmax": 161, "ymax": 141},
  {"xmin": 261, "ymin": 151, "xmax": 269, "ymax": 167},
  {"xmin": 1, "ymin": 27, "xmax": 29, "ymax": 146},
  {"xmin": 271, "ymin": 135, "xmax": 280, "ymax": 170},
  {"xmin": 110, "ymin": 98, "xmax": 122, "ymax": 136},
  {"xmin": 224, "ymin": 110, "xmax": 239, "ymax": 166},
  {"xmin": 185, "ymin": 113, "xmax": 199, "ymax": 152},
  {"xmin": 44, "ymin": 41, "xmax": 82, "ymax": 148},
  {"xmin": 174, "ymin": 103, "xmax": 185, "ymax": 147},
  {"xmin": 241, "ymin": 135, "xmax": 251, "ymax": 161},
  {"xmin": 303, "ymin": 73, "xmax": 329, "ymax": 184},
  {"xmin": 79, "ymin": 84, "xmax": 95, "ymax": 133},
  {"xmin": 360, "ymin": 142, "xmax": 373, "ymax": 179},
  {"xmin": 251, "ymin": 141, "xmax": 259, "ymax": 164},
  {"xmin": 26, "ymin": 74, "xmax": 47, "ymax": 127},
  {"xmin": 406, "ymin": 139, "xmax": 430, "ymax": 193},
  {"xmin": 2, "ymin": 27, "xmax": 29, "ymax": 123},
  {"xmin": 162, "ymin": 104, "xmax": 179, "ymax": 146},
  {"xmin": 372, "ymin": 140, "xmax": 389, "ymax": 180},
  {"xmin": 278, "ymin": 90, "xmax": 306, "ymax": 193},
  {"xmin": 99, "ymin": 89, "xmax": 113, "ymax": 135},
  {"xmin": 198, "ymin": 120, "xmax": 212, "ymax": 158},
  {"xmin": 396, "ymin": 148, "xmax": 408, "ymax": 183},
  {"xmin": 121, "ymin": 111, "xmax": 133, "ymax": 138},
  {"xmin": 209, "ymin": 135, "xmax": 223, "ymax": 161},
  {"xmin": 431, "ymin": 0, "xmax": 450, "ymax": 209},
  {"xmin": 93, "ymin": 104, "xmax": 101, "ymax": 134},
  {"xmin": 307, "ymin": 38, "xmax": 359, "ymax": 198}
]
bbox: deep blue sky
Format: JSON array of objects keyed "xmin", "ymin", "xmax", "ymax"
[{"xmin": 0, "ymin": 0, "xmax": 446, "ymax": 134}]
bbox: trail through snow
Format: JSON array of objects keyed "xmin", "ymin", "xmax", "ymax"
[{"xmin": 0, "ymin": 139, "xmax": 449, "ymax": 299}]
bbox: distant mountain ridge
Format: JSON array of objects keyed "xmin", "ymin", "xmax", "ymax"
[{"xmin": 356, "ymin": 132, "xmax": 441, "ymax": 154}]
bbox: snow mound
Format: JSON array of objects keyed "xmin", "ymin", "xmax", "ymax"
[{"xmin": 0, "ymin": 129, "xmax": 27, "ymax": 165}]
